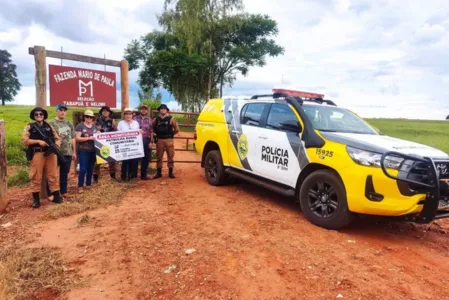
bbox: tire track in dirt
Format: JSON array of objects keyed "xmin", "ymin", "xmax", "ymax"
[{"xmin": 21, "ymin": 134, "xmax": 449, "ymax": 299}]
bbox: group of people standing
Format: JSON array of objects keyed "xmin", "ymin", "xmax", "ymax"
[{"xmin": 21, "ymin": 103, "xmax": 179, "ymax": 208}]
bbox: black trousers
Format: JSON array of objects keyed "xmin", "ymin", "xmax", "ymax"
[
  {"xmin": 139, "ymin": 137, "xmax": 151, "ymax": 178},
  {"xmin": 121, "ymin": 158, "xmax": 138, "ymax": 181}
]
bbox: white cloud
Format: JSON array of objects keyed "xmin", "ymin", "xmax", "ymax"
[
  {"xmin": 414, "ymin": 23, "xmax": 446, "ymax": 44},
  {"xmin": 3, "ymin": 0, "xmax": 449, "ymax": 120},
  {"xmin": 223, "ymin": 0, "xmax": 449, "ymax": 120},
  {"xmin": 1, "ymin": 0, "xmax": 163, "ymax": 110},
  {"xmin": 166, "ymin": 101, "xmax": 181, "ymax": 112}
]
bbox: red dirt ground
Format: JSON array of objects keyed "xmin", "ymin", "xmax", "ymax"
[{"xmin": 2, "ymin": 132, "xmax": 449, "ymax": 299}]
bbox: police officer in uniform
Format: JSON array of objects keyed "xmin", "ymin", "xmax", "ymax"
[
  {"xmin": 93, "ymin": 106, "xmax": 117, "ymax": 182},
  {"xmin": 21, "ymin": 107, "xmax": 64, "ymax": 208},
  {"xmin": 152, "ymin": 104, "xmax": 179, "ymax": 179}
]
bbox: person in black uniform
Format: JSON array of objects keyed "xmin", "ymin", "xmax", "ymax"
[
  {"xmin": 93, "ymin": 106, "xmax": 117, "ymax": 182},
  {"xmin": 152, "ymin": 104, "xmax": 180, "ymax": 179}
]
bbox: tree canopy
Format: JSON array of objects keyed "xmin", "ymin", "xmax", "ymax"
[
  {"xmin": 124, "ymin": 0, "xmax": 284, "ymax": 112},
  {"xmin": 0, "ymin": 50, "xmax": 21, "ymax": 106}
]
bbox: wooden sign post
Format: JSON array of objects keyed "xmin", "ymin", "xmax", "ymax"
[
  {"xmin": 0, "ymin": 120, "xmax": 7, "ymax": 214},
  {"xmin": 28, "ymin": 46, "xmax": 129, "ymax": 199}
]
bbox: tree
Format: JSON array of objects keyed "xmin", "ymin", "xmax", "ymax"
[
  {"xmin": 124, "ymin": 1, "xmax": 284, "ymax": 111},
  {"xmin": 0, "ymin": 50, "xmax": 21, "ymax": 106},
  {"xmin": 137, "ymin": 87, "xmax": 163, "ymax": 112},
  {"xmin": 125, "ymin": 32, "xmax": 212, "ymax": 112},
  {"xmin": 138, "ymin": 87, "xmax": 162, "ymax": 103},
  {"xmin": 212, "ymin": 13, "xmax": 284, "ymax": 97},
  {"xmin": 159, "ymin": 0, "xmax": 245, "ymax": 98}
]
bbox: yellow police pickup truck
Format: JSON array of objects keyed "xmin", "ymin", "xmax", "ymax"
[{"xmin": 194, "ymin": 89, "xmax": 449, "ymax": 229}]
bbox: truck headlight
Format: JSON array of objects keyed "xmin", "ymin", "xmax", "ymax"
[{"xmin": 346, "ymin": 146, "xmax": 403, "ymax": 169}]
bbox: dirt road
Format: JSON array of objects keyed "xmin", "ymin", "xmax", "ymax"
[{"xmin": 2, "ymin": 133, "xmax": 449, "ymax": 299}]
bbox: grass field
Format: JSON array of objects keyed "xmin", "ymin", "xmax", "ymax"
[{"xmin": 1, "ymin": 105, "xmax": 448, "ymax": 167}]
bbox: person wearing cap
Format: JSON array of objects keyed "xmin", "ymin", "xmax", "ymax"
[
  {"xmin": 47, "ymin": 104, "xmax": 76, "ymax": 198},
  {"xmin": 152, "ymin": 104, "xmax": 179, "ymax": 179},
  {"xmin": 75, "ymin": 109, "xmax": 98, "ymax": 191},
  {"xmin": 21, "ymin": 107, "xmax": 64, "ymax": 208},
  {"xmin": 133, "ymin": 104, "xmax": 153, "ymax": 180},
  {"xmin": 93, "ymin": 106, "xmax": 118, "ymax": 182},
  {"xmin": 118, "ymin": 108, "xmax": 141, "ymax": 182}
]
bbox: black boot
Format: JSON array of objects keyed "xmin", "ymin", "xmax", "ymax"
[
  {"xmin": 51, "ymin": 191, "xmax": 64, "ymax": 204},
  {"xmin": 153, "ymin": 168, "xmax": 162, "ymax": 179},
  {"xmin": 93, "ymin": 174, "xmax": 99, "ymax": 184},
  {"xmin": 32, "ymin": 192, "xmax": 40, "ymax": 208},
  {"xmin": 141, "ymin": 171, "xmax": 149, "ymax": 180},
  {"xmin": 169, "ymin": 168, "xmax": 175, "ymax": 179}
]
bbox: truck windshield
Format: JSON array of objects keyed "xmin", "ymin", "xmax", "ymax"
[{"xmin": 302, "ymin": 105, "xmax": 378, "ymax": 135}]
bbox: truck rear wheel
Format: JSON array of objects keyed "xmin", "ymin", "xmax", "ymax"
[
  {"xmin": 299, "ymin": 169, "xmax": 354, "ymax": 230},
  {"xmin": 204, "ymin": 150, "xmax": 228, "ymax": 186}
]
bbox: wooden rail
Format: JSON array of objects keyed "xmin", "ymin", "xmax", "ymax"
[{"xmin": 149, "ymin": 110, "xmax": 199, "ymax": 128}]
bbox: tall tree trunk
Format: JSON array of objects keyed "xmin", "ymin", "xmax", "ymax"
[
  {"xmin": 1, "ymin": 97, "xmax": 4, "ymax": 106},
  {"xmin": 207, "ymin": 33, "xmax": 213, "ymax": 101},
  {"xmin": 219, "ymin": 75, "xmax": 224, "ymax": 98}
]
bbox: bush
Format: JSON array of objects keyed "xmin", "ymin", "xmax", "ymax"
[{"xmin": 139, "ymin": 99, "xmax": 161, "ymax": 111}]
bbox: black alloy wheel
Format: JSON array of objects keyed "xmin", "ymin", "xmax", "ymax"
[
  {"xmin": 204, "ymin": 150, "xmax": 228, "ymax": 186},
  {"xmin": 299, "ymin": 169, "xmax": 354, "ymax": 229},
  {"xmin": 206, "ymin": 156, "xmax": 218, "ymax": 180},
  {"xmin": 307, "ymin": 181, "xmax": 339, "ymax": 218}
]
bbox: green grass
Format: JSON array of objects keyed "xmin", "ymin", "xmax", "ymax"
[
  {"xmin": 368, "ymin": 118, "xmax": 449, "ymax": 154},
  {"xmin": 7, "ymin": 167, "xmax": 30, "ymax": 187},
  {"xmin": 0, "ymin": 105, "xmax": 86, "ymax": 166},
  {"xmin": 2, "ymin": 105, "xmax": 449, "ymax": 168}
]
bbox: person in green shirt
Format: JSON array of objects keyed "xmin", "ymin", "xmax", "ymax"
[{"xmin": 48, "ymin": 104, "xmax": 76, "ymax": 197}]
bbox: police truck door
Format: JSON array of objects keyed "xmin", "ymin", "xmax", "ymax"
[
  {"xmin": 256, "ymin": 103, "xmax": 303, "ymax": 187},
  {"xmin": 229, "ymin": 102, "xmax": 269, "ymax": 174}
]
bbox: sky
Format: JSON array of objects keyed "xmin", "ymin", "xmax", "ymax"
[{"xmin": 1, "ymin": 0, "xmax": 449, "ymax": 119}]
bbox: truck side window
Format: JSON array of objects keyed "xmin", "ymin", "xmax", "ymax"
[
  {"xmin": 241, "ymin": 103, "xmax": 267, "ymax": 126},
  {"xmin": 266, "ymin": 103, "xmax": 298, "ymax": 131}
]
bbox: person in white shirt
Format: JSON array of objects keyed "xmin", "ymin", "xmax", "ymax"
[{"xmin": 117, "ymin": 108, "xmax": 141, "ymax": 182}]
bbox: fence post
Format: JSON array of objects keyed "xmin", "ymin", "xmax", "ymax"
[{"xmin": 0, "ymin": 120, "xmax": 7, "ymax": 214}]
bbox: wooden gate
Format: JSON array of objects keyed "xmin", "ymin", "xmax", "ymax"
[{"xmin": 149, "ymin": 110, "xmax": 200, "ymax": 163}]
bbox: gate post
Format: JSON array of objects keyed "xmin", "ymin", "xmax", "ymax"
[
  {"xmin": 120, "ymin": 60, "xmax": 129, "ymax": 111},
  {"xmin": 0, "ymin": 120, "xmax": 8, "ymax": 213},
  {"xmin": 32, "ymin": 46, "xmax": 49, "ymax": 198},
  {"xmin": 33, "ymin": 45, "xmax": 47, "ymax": 108}
]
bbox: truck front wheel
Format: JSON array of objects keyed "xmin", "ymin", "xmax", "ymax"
[{"xmin": 299, "ymin": 170, "xmax": 354, "ymax": 230}]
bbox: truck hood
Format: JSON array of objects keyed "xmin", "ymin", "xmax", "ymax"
[{"xmin": 320, "ymin": 132, "xmax": 449, "ymax": 159}]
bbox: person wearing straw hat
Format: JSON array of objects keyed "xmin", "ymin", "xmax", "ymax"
[
  {"xmin": 75, "ymin": 109, "xmax": 98, "ymax": 191},
  {"xmin": 21, "ymin": 106, "xmax": 64, "ymax": 208},
  {"xmin": 152, "ymin": 104, "xmax": 179, "ymax": 179},
  {"xmin": 117, "ymin": 107, "xmax": 141, "ymax": 182}
]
